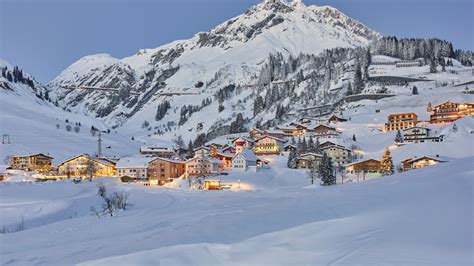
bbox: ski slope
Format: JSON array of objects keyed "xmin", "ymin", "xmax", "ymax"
[{"xmin": 0, "ymin": 156, "xmax": 472, "ymax": 265}]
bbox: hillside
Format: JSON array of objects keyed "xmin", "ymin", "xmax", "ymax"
[
  {"xmin": 47, "ymin": 0, "xmax": 380, "ymax": 140},
  {"xmin": 0, "ymin": 60, "xmax": 140, "ymax": 164}
]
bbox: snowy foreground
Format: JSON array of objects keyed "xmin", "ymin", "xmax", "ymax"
[{"xmin": 1, "ymin": 156, "xmax": 472, "ymax": 265}]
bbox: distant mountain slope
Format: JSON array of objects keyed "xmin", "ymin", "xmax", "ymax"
[
  {"xmin": 0, "ymin": 60, "xmax": 139, "ymax": 163},
  {"xmin": 47, "ymin": 0, "xmax": 380, "ymax": 136}
]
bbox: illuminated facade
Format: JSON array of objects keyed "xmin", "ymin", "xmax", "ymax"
[
  {"xmin": 429, "ymin": 102, "xmax": 474, "ymax": 124},
  {"xmin": 254, "ymin": 136, "xmax": 287, "ymax": 155},
  {"xmin": 384, "ymin": 112, "xmax": 418, "ymax": 132},
  {"xmin": 401, "ymin": 156, "xmax": 447, "ymax": 171},
  {"xmin": 148, "ymin": 157, "xmax": 185, "ymax": 185},
  {"xmin": 58, "ymin": 154, "xmax": 116, "ymax": 177},
  {"xmin": 9, "ymin": 153, "xmax": 53, "ymax": 173},
  {"xmin": 345, "ymin": 159, "xmax": 381, "ymax": 174}
]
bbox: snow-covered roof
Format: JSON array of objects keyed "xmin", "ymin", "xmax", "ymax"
[
  {"xmin": 140, "ymin": 146, "xmax": 173, "ymax": 152},
  {"xmin": 116, "ymin": 156, "xmax": 153, "ymax": 168},
  {"xmin": 256, "ymin": 135, "xmax": 288, "ymax": 143},
  {"xmin": 344, "ymin": 159, "xmax": 381, "ymax": 167},
  {"xmin": 234, "ymin": 149, "xmax": 258, "ymax": 162},
  {"xmin": 404, "ymin": 155, "xmax": 450, "ymax": 164}
]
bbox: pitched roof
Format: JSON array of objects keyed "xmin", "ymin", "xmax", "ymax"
[
  {"xmin": 255, "ymin": 135, "xmax": 288, "ymax": 143},
  {"xmin": 11, "ymin": 153, "xmax": 54, "ymax": 159},
  {"xmin": 344, "ymin": 159, "xmax": 381, "ymax": 167},
  {"xmin": 58, "ymin": 154, "xmax": 115, "ymax": 167},
  {"xmin": 234, "ymin": 149, "xmax": 258, "ymax": 162},
  {"xmin": 116, "ymin": 156, "xmax": 153, "ymax": 168},
  {"xmin": 405, "ymin": 156, "xmax": 449, "ymax": 164}
]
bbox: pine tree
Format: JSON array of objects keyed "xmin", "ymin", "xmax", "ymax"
[
  {"xmin": 429, "ymin": 56, "xmax": 437, "ymax": 73},
  {"xmin": 412, "ymin": 86, "xmax": 418, "ymax": 95},
  {"xmin": 427, "ymin": 102, "xmax": 432, "ymax": 112},
  {"xmin": 353, "ymin": 62, "xmax": 364, "ymax": 94},
  {"xmin": 352, "ymin": 134, "xmax": 356, "ymax": 142},
  {"xmin": 287, "ymin": 149, "xmax": 298, "ymax": 169},
  {"xmin": 394, "ymin": 130, "xmax": 404, "ymax": 144},
  {"xmin": 314, "ymin": 137, "xmax": 321, "ymax": 154},
  {"xmin": 319, "ymin": 154, "xmax": 336, "ymax": 186},
  {"xmin": 301, "ymin": 137, "xmax": 308, "ymax": 154},
  {"xmin": 452, "ymin": 123, "xmax": 458, "ymax": 133},
  {"xmin": 380, "ymin": 148, "xmax": 394, "ymax": 176},
  {"xmin": 346, "ymin": 83, "xmax": 353, "ymax": 96}
]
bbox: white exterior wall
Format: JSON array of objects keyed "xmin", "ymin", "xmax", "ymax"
[{"xmin": 117, "ymin": 167, "xmax": 148, "ymax": 179}]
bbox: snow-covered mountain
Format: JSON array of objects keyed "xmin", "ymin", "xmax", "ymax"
[
  {"xmin": 0, "ymin": 60, "xmax": 140, "ymax": 163},
  {"xmin": 48, "ymin": 0, "xmax": 380, "ymax": 140}
]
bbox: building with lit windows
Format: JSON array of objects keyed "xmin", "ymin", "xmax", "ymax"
[
  {"xmin": 429, "ymin": 102, "xmax": 474, "ymax": 124},
  {"xmin": 384, "ymin": 112, "xmax": 418, "ymax": 132}
]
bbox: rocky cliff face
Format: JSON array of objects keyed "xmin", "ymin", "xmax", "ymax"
[{"xmin": 48, "ymin": 0, "xmax": 380, "ymax": 140}]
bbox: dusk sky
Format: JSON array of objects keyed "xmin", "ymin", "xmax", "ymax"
[{"xmin": 1, "ymin": 0, "xmax": 473, "ymax": 83}]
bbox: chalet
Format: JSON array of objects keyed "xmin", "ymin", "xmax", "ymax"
[
  {"xmin": 232, "ymin": 138, "xmax": 258, "ymax": 171},
  {"xmin": 328, "ymin": 115, "xmax": 348, "ymax": 124},
  {"xmin": 319, "ymin": 141, "xmax": 340, "ymax": 149},
  {"xmin": 384, "ymin": 112, "xmax": 418, "ymax": 132},
  {"xmin": 140, "ymin": 146, "xmax": 175, "ymax": 158},
  {"xmin": 254, "ymin": 135, "xmax": 287, "ymax": 155},
  {"xmin": 283, "ymin": 144, "xmax": 297, "ymax": 152},
  {"xmin": 308, "ymin": 125, "xmax": 340, "ymax": 138},
  {"xmin": 58, "ymin": 154, "xmax": 116, "ymax": 178},
  {"xmin": 401, "ymin": 155, "xmax": 448, "ymax": 171},
  {"xmin": 221, "ymin": 145, "xmax": 236, "ymax": 154},
  {"xmin": 9, "ymin": 153, "xmax": 53, "ymax": 173},
  {"xmin": 402, "ymin": 127, "xmax": 444, "ymax": 143},
  {"xmin": 321, "ymin": 145, "xmax": 352, "ymax": 167},
  {"xmin": 194, "ymin": 146, "xmax": 210, "ymax": 157},
  {"xmin": 345, "ymin": 159, "xmax": 381, "ymax": 174},
  {"xmin": 148, "ymin": 157, "xmax": 186, "ymax": 185},
  {"xmin": 429, "ymin": 102, "xmax": 474, "ymax": 124},
  {"xmin": 116, "ymin": 156, "xmax": 152, "ymax": 180},
  {"xmin": 264, "ymin": 129, "xmax": 288, "ymax": 139},
  {"xmin": 231, "ymin": 136, "xmax": 255, "ymax": 149},
  {"xmin": 185, "ymin": 156, "xmax": 223, "ymax": 176},
  {"xmin": 276, "ymin": 123, "xmax": 307, "ymax": 136},
  {"xmin": 249, "ymin": 128, "xmax": 265, "ymax": 139},
  {"xmin": 215, "ymin": 151, "xmax": 234, "ymax": 168},
  {"xmin": 296, "ymin": 153, "xmax": 323, "ymax": 169}
]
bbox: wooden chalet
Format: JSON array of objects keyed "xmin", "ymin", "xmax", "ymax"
[
  {"xmin": 254, "ymin": 135, "xmax": 287, "ymax": 155},
  {"xmin": 328, "ymin": 115, "xmax": 348, "ymax": 124},
  {"xmin": 9, "ymin": 153, "xmax": 54, "ymax": 173},
  {"xmin": 58, "ymin": 154, "xmax": 116, "ymax": 178},
  {"xmin": 345, "ymin": 159, "xmax": 381, "ymax": 174},
  {"xmin": 296, "ymin": 153, "xmax": 323, "ymax": 169},
  {"xmin": 401, "ymin": 155, "xmax": 447, "ymax": 171},
  {"xmin": 429, "ymin": 101, "xmax": 474, "ymax": 124},
  {"xmin": 308, "ymin": 125, "xmax": 340, "ymax": 138}
]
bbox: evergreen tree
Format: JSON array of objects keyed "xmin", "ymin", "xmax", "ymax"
[
  {"xmin": 412, "ymin": 86, "xmax": 418, "ymax": 95},
  {"xmin": 429, "ymin": 56, "xmax": 438, "ymax": 73},
  {"xmin": 353, "ymin": 62, "xmax": 364, "ymax": 94},
  {"xmin": 308, "ymin": 136, "xmax": 314, "ymax": 152},
  {"xmin": 287, "ymin": 149, "xmax": 298, "ymax": 169},
  {"xmin": 395, "ymin": 130, "xmax": 404, "ymax": 144},
  {"xmin": 352, "ymin": 134, "xmax": 356, "ymax": 142},
  {"xmin": 427, "ymin": 102, "xmax": 432, "ymax": 112},
  {"xmin": 380, "ymin": 148, "xmax": 395, "ymax": 176},
  {"xmin": 253, "ymin": 95, "xmax": 264, "ymax": 117},
  {"xmin": 301, "ymin": 137, "xmax": 308, "ymax": 154},
  {"xmin": 314, "ymin": 137, "xmax": 321, "ymax": 154},
  {"xmin": 346, "ymin": 83, "xmax": 353, "ymax": 96},
  {"xmin": 319, "ymin": 154, "xmax": 336, "ymax": 186},
  {"xmin": 6, "ymin": 72, "xmax": 12, "ymax": 82},
  {"xmin": 452, "ymin": 123, "xmax": 458, "ymax": 133}
]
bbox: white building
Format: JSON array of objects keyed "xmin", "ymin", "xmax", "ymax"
[
  {"xmin": 232, "ymin": 138, "xmax": 258, "ymax": 171},
  {"xmin": 116, "ymin": 156, "xmax": 152, "ymax": 180},
  {"xmin": 321, "ymin": 145, "xmax": 352, "ymax": 167},
  {"xmin": 402, "ymin": 126, "xmax": 444, "ymax": 143},
  {"xmin": 185, "ymin": 155, "xmax": 223, "ymax": 176}
]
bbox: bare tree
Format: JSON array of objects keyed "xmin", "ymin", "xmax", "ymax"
[{"xmin": 86, "ymin": 158, "xmax": 98, "ymax": 182}]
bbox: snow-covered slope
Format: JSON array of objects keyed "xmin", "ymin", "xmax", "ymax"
[
  {"xmin": 0, "ymin": 60, "xmax": 140, "ymax": 163},
  {"xmin": 48, "ymin": 0, "xmax": 380, "ymax": 135},
  {"xmin": 1, "ymin": 156, "xmax": 472, "ymax": 265}
]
